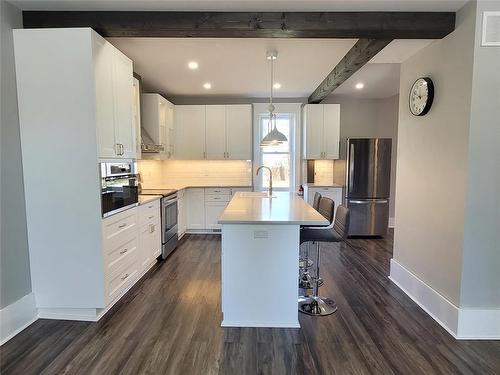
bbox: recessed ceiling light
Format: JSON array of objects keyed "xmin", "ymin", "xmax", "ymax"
[
  {"xmin": 273, "ymin": 83, "xmax": 281, "ymax": 89},
  {"xmin": 203, "ymin": 82, "xmax": 212, "ymax": 89},
  {"xmin": 188, "ymin": 61, "xmax": 199, "ymax": 70},
  {"xmin": 355, "ymin": 82, "xmax": 364, "ymax": 90}
]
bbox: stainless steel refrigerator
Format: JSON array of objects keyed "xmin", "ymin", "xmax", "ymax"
[{"xmin": 345, "ymin": 138, "xmax": 392, "ymax": 236}]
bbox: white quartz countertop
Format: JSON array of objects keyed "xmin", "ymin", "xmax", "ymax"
[
  {"xmin": 138, "ymin": 195, "xmax": 162, "ymax": 205},
  {"xmin": 218, "ymin": 192, "xmax": 329, "ymax": 225}
]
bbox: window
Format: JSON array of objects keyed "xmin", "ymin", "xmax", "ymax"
[{"xmin": 257, "ymin": 113, "xmax": 293, "ymax": 190}]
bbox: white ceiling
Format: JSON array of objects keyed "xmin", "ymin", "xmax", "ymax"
[
  {"xmin": 109, "ymin": 38, "xmax": 358, "ymax": 98},
  {"xmin": 329, "ymin": 39, "xmax": 434, "ymax": 99},
  {"xmin": 331, "ymin": 63, "xmax": 401, "ymax": 99},
  {"xmin": 109, "ymin": 37, "xmax": 434, "ymax": 100},
  {"xmin": 11, "ymin": 0, "xmax": 467, "ymax": 11}
]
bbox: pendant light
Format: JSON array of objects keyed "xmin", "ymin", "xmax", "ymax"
[{"xmin": 260, "ymin": 50, "xmax": 288, "ymax": 147}]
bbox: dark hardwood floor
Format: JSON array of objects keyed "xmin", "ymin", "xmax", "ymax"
[{"xmin": 1, "ymin": 231, "xmax": 499, "ymax": 374}]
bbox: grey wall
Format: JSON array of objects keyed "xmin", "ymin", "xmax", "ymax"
[
  {"xmin": 393, "ymin": 1, "xmax": 476, "ymax": 306},
  {"xmin": 460, "ymin": 0, "xmax": 500, "ymax": 308},
  {"xmin": 0, "ymin": 0, "xmax": 32, "ymax": 308},
  {"xmin": 323, "ymin": 95, "xmax": 399, "ymax": 218}
]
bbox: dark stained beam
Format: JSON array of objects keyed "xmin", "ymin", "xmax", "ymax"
[
  {"xmin": 22, "ymin": 11, "xmax": 455, "ymax": 39},
  {"xmin": 308, "ymin": 39, "xmax": 392, "ymax": 104}
]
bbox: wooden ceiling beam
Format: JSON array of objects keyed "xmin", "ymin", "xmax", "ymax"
[
  {"xmin": 308, "ymin": 39, "xmax": 393, "ymax": 104},
  {"xmin": 22, "ymin": 11, "xmax": 455, "ymax": 39}
]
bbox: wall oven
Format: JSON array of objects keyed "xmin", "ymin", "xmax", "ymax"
[
  {"xmin": 100, "ymin": 161, "xmax": 139, "ymax": 217},
  {"xmin": 161, "ymin": 193, "xmax": 178, "ymax": 259}
]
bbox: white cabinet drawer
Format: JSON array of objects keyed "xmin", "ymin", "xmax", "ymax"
[
  {"xmin": 104, "ymin": 232, "xmax": 138, "ymax": 277},
  {"xmin": 205, "ymin": 194, "xmax": 231, "ymax": 203},
  {"xmin": 106, "ymin": 258, "xmax": 139, "ymax": 304},
  {"xmin": 102, "ymin": 208, "xmax": 138, "ymax": 244},
  {"xmin": 205, "ymin": 187, "xmax": 232, "ymax": 195},
  {"xmin": 139, "ymin": 199, "xmax": 160, "ymax": 225}
]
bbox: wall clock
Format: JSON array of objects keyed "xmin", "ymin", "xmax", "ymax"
[{"xmin": 409, "ymin": 77, "xmax": 434, "ymax": 116}]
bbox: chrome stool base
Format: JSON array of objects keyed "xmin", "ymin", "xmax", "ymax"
[
  {"xmin": 299, "ymin": 276, "xmax": 323, "ymax": 290},
  {"xmin": 298, "ymin": 296, "xmax": 337, "ymax": 316},
  {"xmin": 299, "ymin": 258, "xmax": 314, "ymax": 269}
]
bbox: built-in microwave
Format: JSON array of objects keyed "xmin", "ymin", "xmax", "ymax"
[{"xmin": 100, "ymin": 161, "xmax": 139, "ymax": 217}]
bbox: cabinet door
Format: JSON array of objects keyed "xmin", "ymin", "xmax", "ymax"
[
  {"xmin": 205, "ymin": 105, "xmax": 226, "ymax": 160},
  {"xmin": 165, "ymin": 101, "xmax": 175, "ymax": 159},
  {"xmin": 150, "ymin": 219, "xmax": 162, "ymax": 259},
  {"xmin": 174, "ymin": 106, "xmax": 206, "ymax": 159},
  {"xmin": 93, "ymin": 38, "xmax": 118, "ymax": 158},
  {"xmin": 205, "ymin": 202, "xmax": 227, "ymax": 230},
  {"xmin": 323, "ymin": 104, "xmax": 340, "ymax": 159},
  {"xmin": 132, "ymin": 77, "xmax": 142, "ymax": 159},
  {"xmin": 186, "ymin": 188, "xmax": 205, "ymax": 230},
  {"xmin": 177, "ymin": 193, "xmax": 186, "ymax": 237},
  {"xmin": 113, "ymin": 50, "xmax": 136, "ymax": 159},
  {"xmin": 304, "ymin": 104, "xmax": 324, "ymax": 159},
  {"xmin": 139, "ymin": 223, "xmax": 153, "ymax": 273},
  {"xmin": 226, "ymin": 105, "xmax": 252, "ymax": 160}
]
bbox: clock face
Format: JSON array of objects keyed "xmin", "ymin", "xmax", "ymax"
[{"xmin": 409, "ymin": 77, "xmax": 434, "ymax": 116}]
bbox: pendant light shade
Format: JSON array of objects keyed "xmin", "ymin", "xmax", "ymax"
[{"xmin": 261, "ymin": 51, "xmax": 288, "ymax": 147}]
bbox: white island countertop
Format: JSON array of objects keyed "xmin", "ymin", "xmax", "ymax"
[{"xmin": 219, "ymin": 192, "xmax": 328, "ymax": 226}]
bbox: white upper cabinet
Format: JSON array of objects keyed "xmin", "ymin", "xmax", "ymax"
[
  {"xmin": 205, "ymin": 105, "xmax": 227, "ymax": 159},
  {"xmin": 142, "ymin": 94, "xmax": 175, "ymax": 159},
  {"xmin": 174, "ymin": 104, "xmax": 252, "ymax": 160},
  {"xmin": 226, "ymin": 105, "xmax": 252, "ymax": 160},
  {"xmin": 93, "ymin": 34, "xmax": 135, "ymax": 159},
  {"xmin": 174, "ymin": 105, "xmax": 206, "ymax": 159},
  {"xmin": 323, "ymin": 104, "xmax": 341, "ymax": 159},
  {"xmin": 113, "ymin": 50, "xmax": 135, "ymax": 159},
  {"xmin": 303, "ymin": 104, "xmax": 340, "ymax": 160},
  {"xmin": 132, "ymin": 77, "xmax": 142, "ymax": 158}
]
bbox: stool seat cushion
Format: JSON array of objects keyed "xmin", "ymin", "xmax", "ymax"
[{"xmin": 300, "ymin": 228, "xmax": 342, "ymax": 244}]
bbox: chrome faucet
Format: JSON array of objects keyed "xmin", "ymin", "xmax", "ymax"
[{"xmin": 256, "ymin": 166, "xmax": 273, "ymax": 196}]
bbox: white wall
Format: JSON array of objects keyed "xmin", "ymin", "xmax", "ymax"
[
  {"xmin": 393, "ymin": 1, "xmax": 476, "ymax": 307},
  {"xmin": 460, "ymin": 0, "xmax": 500, "ymax": 309},
  {"xmin": 0, "ymin": 0, "xmax": 32, "ymax": 309},
  {"xmin": 323, "ymin": 95, "xmax": 399, "ymax": 218}
]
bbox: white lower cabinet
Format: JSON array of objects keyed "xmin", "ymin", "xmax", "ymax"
[
  {"xmin": 102, "ymin": 199, "xmax": 161, "ymax": 307},
  {"xmin": 177, "ymin": 189, "xmax": 187, "ymax": 238},
  {"xmin": 186, "ymin": 188, "xmax": 206, "ymax": 230},
  {"xmin": 184, "ymin": 187, "xmax": 252, "ymax": 233}
]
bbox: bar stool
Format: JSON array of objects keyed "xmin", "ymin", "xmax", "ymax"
[
  {"xmin": 299, "ymin": 192, "xmax": 322, "ymax": 289},
  {"xmin": 298, "ymin": 203, "xmax": 350, "ymax": 316}
]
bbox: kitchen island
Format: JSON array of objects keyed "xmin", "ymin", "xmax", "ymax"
[{"xmin": 219, "ymin": 192, "xmax": 328, "ymax": 328}]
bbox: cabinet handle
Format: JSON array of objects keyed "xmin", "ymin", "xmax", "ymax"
[
  {"xmin": 213, "ymin": 197, "xmax": 221, "ymax": 200},
  {"xmin": 118, "ymin": 223, "xmax": 127, "ymax": 228},
  {"xmin": 203, "ymin": 151, "xmax": 206, "ymax": 159},
  {"xmin": 115, "ymin": 144, "xmax": 121, "ymax": 155},
  {"xmin": 119, "ymin": 249, "xmax": 128, "ymax": 255},
  {"xmin": 121, "ymin": 273, "xmax": 129, "ymax": 281},
  {"xmin": 148, "ymin": 205, "xmax": 154, "ymax": 208},
  {"xmin": 149, "ymin": 224, "xmax": 155, "ymax": 233},
  {"xmin": 148, "ymin": 215, "xmax": 154, "ymax": 219}
]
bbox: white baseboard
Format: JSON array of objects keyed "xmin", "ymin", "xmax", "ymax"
[
  {"xmin": 388, "ymin": 217, "xmax": 395, "ymax": 228},
  {"xmin": 457, "ymin": 308, "xmax": 500, "ymax": 339},
  {"xmin": 221, "ymin": 320, "xmax": 300, "ymax": 328},
  {"xmin": 390, "ymin": 259, "xmax": 500, "ymax": 340},
  {"xmin": 0, "ymin": 293, "xmax": 38, "ymax": 345}
]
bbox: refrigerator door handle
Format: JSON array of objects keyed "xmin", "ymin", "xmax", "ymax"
[
  {"xmin": 348, "ymin": 143, "xmax": 355, "ymax": 193},
  {"xmin": 349, "ymin": 199, "xmax": 389, "ymax": 204}
]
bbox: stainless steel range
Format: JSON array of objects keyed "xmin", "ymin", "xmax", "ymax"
[{"xmin": 141, "ymin": 189, "xmax": 178, "ymax": 259}]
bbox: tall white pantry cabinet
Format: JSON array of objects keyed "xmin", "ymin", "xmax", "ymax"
[{"xmin": 13, "ymin": 28, "xmax": 138, "ymax": 320}]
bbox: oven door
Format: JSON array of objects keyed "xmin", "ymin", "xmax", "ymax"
[
  {"xmin": 162, "ymin": 196, "xmax": 178, "ymax": 243},
  {"xmin": 101, "ymin": 175, "xmax": 139, "ymax": 217}
]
